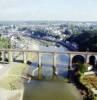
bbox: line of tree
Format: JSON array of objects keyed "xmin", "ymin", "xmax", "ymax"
[
  {"xmin": 0, "ymin": 35, "xmax": 10, "ymax": 48},
  {"xmin": 66, "ymin": 30, "xmax": 97, "ymax": 52}
]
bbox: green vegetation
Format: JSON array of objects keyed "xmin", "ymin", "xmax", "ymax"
[
  {"xmin": 67, "ymin": 30, "xmax": 97, "ymax": 52},
  {"xmin": 0, "ymin": 36, "xmax": 10, "ymax": 48},
  {"xmin": 78, "ymin": 63, "xmax": 88, "ymax": 74}
]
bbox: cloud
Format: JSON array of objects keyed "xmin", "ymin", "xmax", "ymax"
[{"xmin": 0, "ymin": 0, "xmax": 18, "ymax": 9}]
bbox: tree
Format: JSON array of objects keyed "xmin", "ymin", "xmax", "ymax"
[{"xmin": 66, "ymin": 30, "xmax": 97, "ymax": 52}]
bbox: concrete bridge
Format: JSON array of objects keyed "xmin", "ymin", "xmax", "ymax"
[{"xmin": 0, "ymin": 49, "xmax": 97, "ymax": 78}]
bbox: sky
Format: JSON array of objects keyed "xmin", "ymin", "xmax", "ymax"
[{"xmin": 0, "ymin": 0, "xmax": 97, "ymax": 21}]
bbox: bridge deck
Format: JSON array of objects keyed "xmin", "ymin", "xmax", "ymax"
[{"xmin": 0, "ymin": 49, "xmax": 97, "ymax": 55}]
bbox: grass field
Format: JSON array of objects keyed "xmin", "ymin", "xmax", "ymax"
[{"xmin": 0, "ymin": 63, "xmax": 27, "ymax": 90}]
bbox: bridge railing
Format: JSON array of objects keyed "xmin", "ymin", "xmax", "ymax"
[{"xmin": 0, "ymin": 49, "xmax": 97, "ymax": 67}]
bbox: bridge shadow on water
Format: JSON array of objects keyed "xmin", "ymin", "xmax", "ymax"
[{"xmin": 27, "ymin": 61, "xmax": 68, "ymax": 79}]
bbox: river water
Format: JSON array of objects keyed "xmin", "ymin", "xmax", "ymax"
[
  {"xmin": 22, "ymin": 43, "xmax": 82, "ymax": 100},
  {"xmin": 23, "ymin": 80, "xmax": 82, "ymax": 100}
]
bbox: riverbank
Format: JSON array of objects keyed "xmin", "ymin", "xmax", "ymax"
[
  {"xmin": 0, "ymin": 63, "xmax": 27, "ymax": 100},
  {"xmin": 29, "ymin": 36, "xmax": 77, "ymax": 51}
]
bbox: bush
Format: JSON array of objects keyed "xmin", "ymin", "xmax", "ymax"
[
  {"xmin": 0, "ymin": 37, "xmax": 10, "ymax": 48},
  {"xmin": 78, "ymin": 63, "xmax": 88, "ymax": 74}
]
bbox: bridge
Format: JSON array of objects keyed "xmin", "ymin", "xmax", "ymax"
[{"xmin": 0, "ymin": 49, "xmax": 97, "ymax": 78}]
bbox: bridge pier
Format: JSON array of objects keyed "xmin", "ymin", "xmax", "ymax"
[
  {"xmin": 23, "ymin": 52, "xmax": 27, "ymax": 64},
  {"xmin": 52, "ymin": 53, "xmax": 57, "ymax": 78},
  {"xmin": 2, "ymin": 51, "xmax": 5, "ymax": 62},
  {"xmin": 8, "ymin": 51, "xmax": 13, "ymax": 63},
  {"xmin": 85, "ymin": 53, "xmax": 89, "ymax": 63},
  {"xmin": 68, "ymin": 54, "xmax": 73, "ymax": 68},
  {"xmin": 38, "ymin": 52, "xmax": 42, "ymax": 80}
]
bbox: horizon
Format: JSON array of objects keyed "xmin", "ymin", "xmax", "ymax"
[{"xmin": 0, "ymin": 20, "xmax": 97, "ymax": 22}]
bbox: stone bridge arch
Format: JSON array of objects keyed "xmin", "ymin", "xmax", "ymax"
[
  {"xmin": 86, "ymin": 54, "xmax": 97, "ymax": 64},
  {"xmin": 68, "ymin": 53, "xmax": 87, "ymax": 67},
  {"xmin": 72, "ymin": 55, "xmax": 85, "ymax": 64}
]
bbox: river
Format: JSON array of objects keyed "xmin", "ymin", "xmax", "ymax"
[
  {"xmin": 23, "ymin": 80, "xmax": 82, "ymax": 100},
  {"xmin": 22, "ymin": 42, "xmax": 82, "ymax": 100}
]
